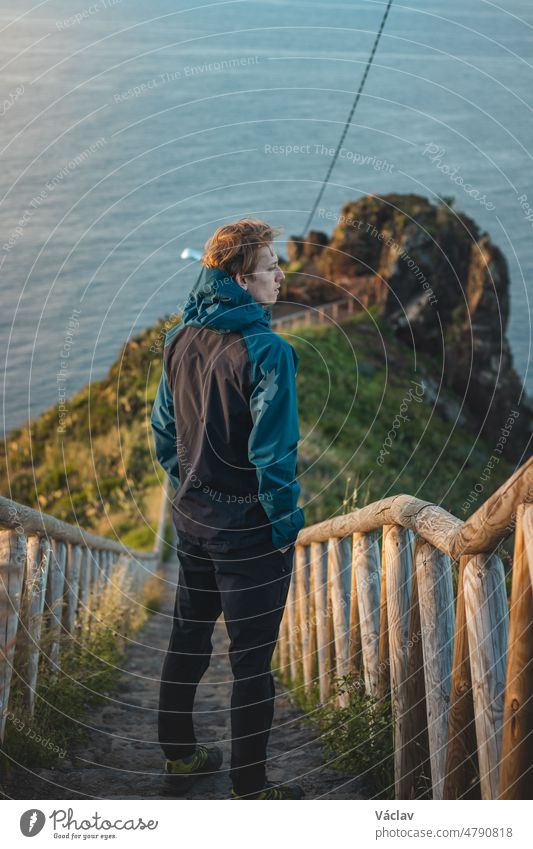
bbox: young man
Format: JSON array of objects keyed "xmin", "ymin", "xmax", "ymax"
[{"xmin": 151, "ymin": 219, "xmax": 306, "ymax": 799}]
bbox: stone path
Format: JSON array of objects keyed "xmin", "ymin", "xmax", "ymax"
[{"xmin": 3, "ymin": 540, "xmax": 365, "ymax": 800}]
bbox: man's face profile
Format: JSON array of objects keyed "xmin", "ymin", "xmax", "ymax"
[{"xmin": 235, "ymin": 244, "xmax": 285, "ymax": 307}]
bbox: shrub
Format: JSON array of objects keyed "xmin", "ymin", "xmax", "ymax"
[{"xmin": 313, "ymin": 673, "xmax": 395, "ymax": 799}]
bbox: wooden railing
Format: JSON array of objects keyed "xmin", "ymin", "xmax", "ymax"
[
  {"xmin": 0, "ymin": 480, "xmax": 169, "ymax": 742},
  {"xmin": 275, "ymin": 457, "xmax": 533, "ymax": 800},
  {"xmin": 271, "ymin": 295, "xmax": 357, "ymax": 330}
]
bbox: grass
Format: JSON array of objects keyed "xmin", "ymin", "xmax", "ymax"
[
  {"xmin": 285, "ymin": 310, "xmax": 515, "ymax": 526},
  {"xmin": 313, "ymin": 674, "xmax": 396, "ymax": 799},
  {"xmin": 275, "ymin": 666, "xmax": 396, "ymax": 799},
  {"xmin": 0, "ymin": 320, "xmax": 169, "ymax": 551},
  {"xmin": 1, "ymin": 303, "xmax": 516, "ymax": 554}
]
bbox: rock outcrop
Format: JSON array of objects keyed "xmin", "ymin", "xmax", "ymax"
[{"xmin": 285, "ymin": 193, "xmax": 532, "ymax": 462}]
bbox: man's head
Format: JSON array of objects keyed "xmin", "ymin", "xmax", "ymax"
[{"xmin": 201, "ymin": 218, "xmax": 285, "ymax": 307}]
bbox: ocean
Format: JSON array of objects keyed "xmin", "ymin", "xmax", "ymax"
[{"xmin": 1, "ymin": 0, "xmax": 532, "ymax": 434}]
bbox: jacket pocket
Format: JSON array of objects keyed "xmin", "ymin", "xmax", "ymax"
[{"xmin": 279, "ymin": 543, "xmax": 295, "ymax": 574}]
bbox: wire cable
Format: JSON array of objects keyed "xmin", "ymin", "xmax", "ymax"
[{"xmin": 302, "ymin": 0, "xmax": 395, "ymax": 235}]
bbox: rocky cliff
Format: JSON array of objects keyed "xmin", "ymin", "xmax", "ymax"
[{"xmin": 283, "ymin": 193, "xmax": 532, "ymax": 463}]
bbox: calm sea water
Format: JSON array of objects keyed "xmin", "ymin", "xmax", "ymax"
[{"xmin": 1, "ymin": 0, "xmax": 532, "ymax": 434}]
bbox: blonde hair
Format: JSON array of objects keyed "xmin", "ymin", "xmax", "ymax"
[{"xmin": 201, "ymin": 218, "xmax": 283, "ymax": 278}]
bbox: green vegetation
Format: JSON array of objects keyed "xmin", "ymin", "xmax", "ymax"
[
  {"xmin": 0, "ymin": 320, "xmax": 172, "ymax": 549},
  {"xmin": 1, "ymin": 304, "xmax": 513, "ymax": 551},
  {"xmin": 279, "ymin": 668, "xmax": 396, "ymax": 799},
  {"xmin": 162, "ymin": 518, "xmax": 175, "ymax": 563},
  {"xmin": 314, "ymin": 675, "xmax": 396, "ymax": 799},
  {"xmin": 288, "ymin": 309, "xmax": 514, "ymax": 526}
]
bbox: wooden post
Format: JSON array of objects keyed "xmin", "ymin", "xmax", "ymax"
[
  {"xmin": 443, "ymin": 554, "xmax": 480, "ymax": 799},
  {"xmin": 415, "ymin": 539, "xmax": 455, "ymax": 799},
  {"xmin": 398, "ymin": 551, "xmax": 431, "ymax": 799},
  {"xmin": 353, "ymin": 530, "xmax": 381, "ymax": 696},
  {"xmin": 65, "ymin": 543, "xmax": 82, "ymax": 634},
  {"xmin": 499, "ymin": 503, "xmax": 533, "ymax": 798},
  {"xmin": 328, "ymin": 536, "xmax": 352, "ymax": 707},
  {"xmin": 0, "ymin": 528, "xmax": 27, "ymax": 741},
  {"xmin": 378, "ymin": 527, "xmax": 390, "ymax": 699},
  {"xmin": 127, "ymin": 553, "xmax": 139, "ymax": 595},
  {"xmin": 102, "ymin": 551, "xmax": 113, "ymax": 591},
  {"xmin": 307, "ymin": 547, "xmax": 317, "ymax": 695},
  {"xmin": 85, "ymin": 546, "xmax": 101, "ymax": 642},
  {"xmin": 108, "ymin": 550, "xmax": 118, "ymax": 580},
  {"xmin": 348, "ymin": 540, "xmax": 362, "ymax": 678},
  {"xmin": 326, "ymin": 558, "xmax": 336, "ymax": 688},
  {"xmin": 276, "ymin": 603, "xmax": 289, "ymax": 680},
  {"xmin": 383, "ymin": 525, "xmax": 413, "ymax": 798},
  {"xmin": 45, "ymin": 538, "xmax": 67, "ymax": 675},
  {"xmin": 78, "ymin": 546, "xmax": 92, "ymax": 638},
  {"xmin": 17, "ymin": 536, "xmax": 51, "ymax": 716},
  {"xmin": 286, "ymin": 548, "xmax": 299, "ymax": 684},
  {"xmin": 89, "ymin": 546, "xmax": 99, "ymax": 608},
  {"xmin": 294, "ymin": 544, "xmax": 305, "ymax": 686},
  {"xmin": 296, "ymin": 545, "xmax": 315, "ymax": 696},
  {"xmin": 464, "ymin": 552, "xmax": 508, "ymax": 799},
  {"xmin": 311, "ymin": 540, "xmax": 330, "ymax": 704},
  {"xmin": 96, "ymin": 549, "xmax": 107, "ymax": 592}
]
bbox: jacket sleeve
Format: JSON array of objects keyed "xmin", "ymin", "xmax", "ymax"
[
  {"xmin": 150, "ymin": 364, "xmax": 180, "ymax": 493},
  {"xmin": 248, "ymin": 340, "xmax": 305, "ymax": 549}
]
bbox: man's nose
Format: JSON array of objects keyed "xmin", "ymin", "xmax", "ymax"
[{"xmin": 276, "ymin": 268, "xmax": 285, "ymax": 282}]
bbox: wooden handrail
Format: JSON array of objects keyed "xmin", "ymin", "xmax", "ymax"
[
  {"xmin": 271, "ymin": 295, "xmax": 353, "ymax": 328},
  {"xmin": 0, "ymin": 480, "xmax": 170, "ymax": 737},
  {"xmin": 450, "ymin": 457, "xmax": 533, "ymax": 558},
  {"xmin": 274, "ymin": 458, "xmax": 533, "ymax": 800},
  {"xmin": 0, "ymin": 495, "xmax": 159, "ymax": 559},
  {"xmin": 296, "ymin": 494, "xmax": 461, "ymax": 552},
  {"xmin": 295, "ymin": 457, "xmax": 533, "ymax": 557}
]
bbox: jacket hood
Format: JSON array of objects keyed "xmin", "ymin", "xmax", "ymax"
[{"xmin": 181, "ymin": 265, "xmax": 273, "ymax": 334}]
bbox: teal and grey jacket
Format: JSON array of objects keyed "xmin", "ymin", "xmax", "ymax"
[{"xmin": 150, "ymin": 265, "xmax": 305, "ymax": 551}]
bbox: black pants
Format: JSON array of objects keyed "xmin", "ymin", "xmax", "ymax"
[{"xmin": 158, "ymin": 533, "xmax": 294, "ymax": 796}]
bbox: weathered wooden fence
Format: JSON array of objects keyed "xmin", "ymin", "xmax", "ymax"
[
  {"xmin": 272, "ymin": 295, "xmax": 357, "ymax": 330},
  {"xmin": 274, "ymin": 457, "xmax": 533, "ymax": 800},
  {"xmin": 0, "ymin": 481, "xmax": 169, "ymax": 742}
]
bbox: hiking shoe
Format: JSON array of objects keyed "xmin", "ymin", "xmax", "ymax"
[
  {"xmin": 162, "ymin": 744, "xmax": 223, "ymax": 795},
  {"xmin": 230, "ymin": 780, "xmax": 304, "ymax": 799}
]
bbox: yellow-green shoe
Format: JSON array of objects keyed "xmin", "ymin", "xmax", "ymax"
[
  {"xmin": 162, "ymin": 744, "xmax": 223, "ymax": 795},
  {"xmin": 230, "ymin": 780, "xmax": 304, "ymax": 799}
]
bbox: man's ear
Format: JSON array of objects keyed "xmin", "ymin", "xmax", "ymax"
[{"xmin": 234, "ymin": 271, "xmax": 247, "ymax": 290}]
